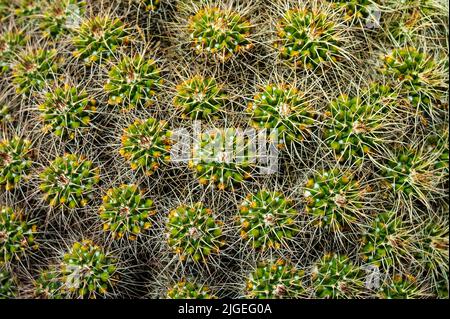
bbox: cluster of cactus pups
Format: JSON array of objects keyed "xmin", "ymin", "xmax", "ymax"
[{"xmin": 0, "ymin": 0, "xmax": 448, "ymax": 299}]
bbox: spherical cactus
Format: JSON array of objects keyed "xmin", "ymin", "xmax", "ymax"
[
  {"xmin": 245, "ymin": 259, "xmax": 305, "ymax": 299},
  {"xmin": 40, "ymin": 0, "xmax": 86, "ymax": 38},
  {"xmin": 38, "ymin": 85, "xmax": 96, "ymax": 140},
  {"xmin": 0, "ymin": 206, "xmax": 37, "ymax": 262},
  {"xmin": 72, "ymin": 16, "xmax": 129, "ymax": 65},
  {"xmin": 0, "ymin": 269, "xmax": 17, "ymax": 299},
  {"xmin": 167, "ymin": 280, "xmax": 216, "ymax": 299},
  {"xmin": 247, "ymin": 84, "xmax": 315, "ymax": 146},
  {"xmin": 275, "ymin": 8, "xmax": 342, "ymax": 69},
  {"xmin": 0, "ymin": 30, "xmax": 27, "ymax": 73},
  {"xmin": 34, "ymin": 267, "xmax": 63, "ymax": 299},
  {"xmin": 303, "ymin": 169, "xmax": 363, "ymax": 232},
  {"xmin": 99, "ymin": 184, "xmax": 156, "ymax": 240},
  {"xmin": 138, "ymin": 0, "xmax": 160, "ymax": 12},
  {"xmin": 237, "ymin": 190, "xmax": 299, "ymax": 250},
  {"xmin": 187, "ymin": 6, "xmax": 252, "ymax": 61},
  {"xmin": 0, "ymin": 136, "xmax": 33, "ymax": 191},
  {"xmin": 328, "ymin": 0, "xmax": 373, "ymax": 23},
  {"xmin": 166, "ymin": 202, "xmax": 224, "ymax": 263},
  {"xmin": 39, "ymin": 153, "xmax": 100, "ymax": 208},
  {"xmin": 119, "ymin": 118, "xmax": 173, "ymax": 176},
  {"xmin": 12, "ymin": 49, "xmax": 59, "ymax": 95},
  {"xmin": 378, "ymin": 274, "xmax": 421, "ymax": 299},
  {"xmin": 173, "ymin": 75, "xmax": 226, "ymax": 119},
  {"xmin": 312, "ymin": 253, "xmax": 364, "ymax": 298},
  {"xmin": 105, "ymin": 55, "xmax": 163, "ymax": 111}
]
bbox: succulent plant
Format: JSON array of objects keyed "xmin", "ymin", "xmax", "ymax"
[
  {"xmin": 237, "ymin": 190, "xmax": 299, "ymax": 250},
  {"xmin": 166, "ymin": 202, "xmax": 224, "ymax": 263},
  {"xmin": 12, "ymin": 49, "xmax": 59, "ymax": 95},
  {"xmin": 0, "ymin": 206, "xmax": 37, "ymax": 263},
  {"xmin": 166, "ymin": 280, "xmax": 216, "ymax": 299},
  {"xmin": 40, "ymin": 0, "xmax": 86, "ymax": 38},
  {"xmin": 174, "ymin": 75, "xmax": 226, "ymax": 119},
  {"xmin": 312, "ymin": 253, "xmax": 364, "ymax": 298},
  {"xmin": 187, "ymin": 6, "xmax": 252, "ymax": 61},
  {"xmin": 328, "ymin": 0, "xmax": 374, "ymax": 23},
  {"xmin": 34, "ymin": 267, "xmax": 64, "ymax": 299},
  {"xmin": 0, "ymin": 136, "xmax": 33, "ymax": 191},
  {"xmin": 38, "ymin": 85, "xmax": 96, "ymax": 139},
  {"xmin": 0, "ymin": 269, "xmax": 17, "ymax": 299},
  {"xmin": 119, "ymin": 118, "xmax": 173, "ymax": 176},
  {"xmin": 39, "ymin": 153, "xmax": 100, "ymax": 208},
  {"xmin": 275, "ymin": 8, "xmax": 342, "ymax": 69},
  {"xmin": 13, "ymin": 0, "xmax": 40, "ymax": 22},
  {"xmin": 426, "ymin": 127, "xmax": 449, "ymax": 176},
  {"xmin": 72, "ymin": 16, "xmax": 129, "ymax": 65},
  {"xmin": 247, "ymin": 84, "xmax": 315, "ymax": 146},
  {"xmin": 99, "ymin": 184, "xmax": 156, "ymax": 240},
  {"xmin": 137, "ymin": 0, "xmax": 160, "ymax": 11},
  {"xmin": 0, "ymin": 104, "xmax": 12, "ymax": 124},
  {"xmin": 105, "ymin": 55, "xmax": 163, "ymax": 111},
  {"xmin": 0, "ymin": 30, "xmax": 27, "ymax": 73},
  {"xmin": 303, "ymin": 169, "xmax": 363, "ymax": 232},
  {"xmin": 378, "ymin": 274, "xmax": 421, "ymax": 299},
  {"xmin": 246, "ymin": 259, "xmax": 305, "ymax": 299}
]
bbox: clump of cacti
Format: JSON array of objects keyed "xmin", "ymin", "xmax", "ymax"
[
  {"xmin": 246, "ymin": 259, "xmax": 304, "ymax": 299},
  {"xmin": 0, "ymin": 269, "xmax": 17, "ymax": 299},
  {"xmin": 378, "ymin": 274, "xmax": 421, "ymax": 299},
  {"xmin": 0, "ymin": 137, "xmax": 33, "ymax": 191},
  {"xmin": 166, "ymin": 280, "xmax": 215, "ymax": 299},
  {"xmin": 34, "ymin": 267, "xmax": 63, "ymax": 299},
  {"xmin": 166, "ymin": 202, "xmax": 224, "ymax": 263},
  {"xmin": 0, "ymin": 30, "xmax": 27, "ymax": 73},
  {"xmin": 99, "ymin": 184, "xmax": 156, "ymax": 240},
  {"xmin": 40, "ymin": 0, "xmax": 86, "ymax": 38},
  {"xmin": 39, "ymin": 153, "xmax": 100, "ymax": 208}
]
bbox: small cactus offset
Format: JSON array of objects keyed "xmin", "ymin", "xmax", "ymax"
[
  {"xmin": 166, "ymin": 202, "xmax": 224, "ymax": 263},
  {"xmin": 312, "ymin": 253, "xmax": 364, "ymax": 298},
  {"xmin": 247, "ymin": 84, "xmax": 315, "ymax": 146},
  {"xmin": 378, "ymin": 274, "xmax": 421, "ymax": 299},
  {"xmin": 237, "ymin": 190, "xmax": 299, "ymax": 250},
  {"xmin": 0, "ymin": 30, "xmax": 27, "ymax": 73},
  {"xmin": 72, "ymin": 16, "xmax": 129, "ymax": 65},
  {"xmin": 328, "ymin": 0, "xmax": 374, "ymax": 23},
  {"xmin": 0, "ymin": 136, "xmax": 33, "ymax": 191},
  {"xmin": 34, "ymin": 268, "xmax": 63, "ymax": 299},
  {"xmin": 187, "ymin": 6, "xmax": 253, "ymax": 61},
  {"xmin": 39, "ymin": 153, "xmax": 100, "ymax": 208},
  {"xmin": 119, "ymin": 118, "xmax": 173, "ymax": 176},
  {"xmin": 0, "ymin": 206, "xmax": 37, "ymax": 263},
  {"xmin": 0, "ymin": 269, "xmax": 17, "ymax": 299},
  {"xmin": 174, "ymin": 75, "xmax": 226, "ymax": 120},
  {"xmin": 105, "ymin": 55, "xmax": 163, "ymax": 111},
  {"xmin": 166, "ymin": 280, "xmax": 216, "ymax": 299},
  {"xmin": 246, "ymin": 259, "xmax": 305, "ymax": 299},
  {"xmin": 40, "ymin": 0, "xmax": 86, "ymax": 38},
  {"xmin": 99, "ymin": 184, "xmax": 156, "ymax": 240},
  {"xmin": 38, "ymin": 85, "xmax": 97, "ymax": 139},
  {"xmin": 275, "ymin": 8, "xmax": 342, "ymax": 69}
]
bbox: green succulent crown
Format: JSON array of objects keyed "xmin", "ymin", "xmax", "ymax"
[
  {"xmin": 0, "ymin": 30, "xmax": 27, "ymax": 73},
  {"xmin": 328, "ymin": 0, "xmax": 373, "ymax": 23},
  {"xmin": 0, "ymin": 137, "xmax": 33, "ymax": 191},
  {"xmin": 379, "ymin": 274, "xmax": 420, "ymax": 299},
  {"xmin": 167, "ymin": 280, "xmax": 216, "ymax": 299},
  {"xmin": 0, "ymin": 269, "xmax": 17, "ymax": 299},
  {"xmin": 40, "ymin": 0, "xmax": 86, "ymax": 38}
]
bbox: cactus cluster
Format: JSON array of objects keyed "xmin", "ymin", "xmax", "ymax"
[
  {"xmin": 378, "ymin": 274, "xmax": 421, "ymax": 299},
  {"xmin": 40, "ymin": 0, "xmax": 86, "ymax": 38},
  {"xmin": 166, "ymin": 280, "xmax": 215, "ymax": 299},
  {"xmin": 0, "ymin": 137, "xmax": 33, "ymax": 191},
  {"xmin": 328, "ymin": 0, "xmax": 373, "ymax": 23}
]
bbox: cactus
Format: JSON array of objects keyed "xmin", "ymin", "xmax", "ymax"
[
  {"xmin": 173, "ymin": 75, "xmax": 226, "ymax": 119},
  {"xmin": 34, "ymin": 267, "xmax": 63, "ymax": 299},
  {"xmin": 13, "ymin": 0, "xmax": 40, "ymax": 22},
  {"xmin": 328, "ymin": 0, "xmax": 374, "ymax": 23},
  {"xmin": 167, "ymin": 280, "xmax": 216, "ymax": 299},
  {"xmin": 237, "ymin": 190, "xmax": 299, "ymax": 250},
  {"xmin": 166, "ymin": 202, "xmax": 224, "ymax": 263},
  {"xmin": 426, "ymin": 127, "xmax": 449, "ymax": 176},
  {"xmin": 435, "ymin": 274, "xmax": 449, "ymax": 299},
  {"xmin": 275, "ymin": 8, "xmax": 342, "ymax": 69},
  {"xmin": 247, "ymin": 84, "xmax": 315, "ymax": 146},
  {"xmin": 99, "ymin": 184, "xmax": 156, "ymax": 240},
  {"xmin": 187, "ymin": 6, "xmax": 252, "ymax": 61},
  {"xmin": 72, "ymin": 16, "xmax": 128, "ymax": 65},
  {"xmin": 0, "ymin": 206, "xmax": 37, "ymax": 263},
  {"xmin": 0, "ymin": 104, "xmax": 12, "ymax": 124},
  {"xmin": 38, "ymin": 85, "xmax": 97, "ymax": 140},
  {"xmin": 0, "ymin": 137, "xmax": 33, "ymax": 191},
  {"xmin": 40, "ymin": 0, "xmax": 86, "ymax": 38},
  {"xmin": 312, "ymin": 253, "xmax": 364, "ymax": 298},
  {"xmin": 105, "ymin": 55, "xmax": 163, "ymax": 111},
  {"xmin": 12, "ymin": 49, "xmax": 59, "ymax": 95},
  {"xmin": 246, "ymin": 259, "xmax": 304, "ymax": 299},
  {"xmin": 119, "ymin": 118, "xmax": 173, "ymax": 176},
  {"xmin": 303, "ymin": 169, "xmax": 363, "ymax": 232},
  {"xmin": 137, "ymin": 0, "xmax": 160, "ymax": 12},
  {"xmin": 0, "ymin": 30, "xmax": 27, "ymax": 73},
  {"xmin": 378, "ymin": 274, "xmax": 421, "ymax": 299},
  {"xmin": 0, "ymin": 269, "xmax": 17, "ymax": 299},
  {"xmin": 39, "ymin": 153, "xmax": 100, "ymax": 208}
]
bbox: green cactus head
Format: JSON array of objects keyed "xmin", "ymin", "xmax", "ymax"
[
  {"xmin": 34, "ymin": 267, "xmax": 64, "ymax": 299},
  {"xmin": 72, "ymin": 16, "xmax": 129, "ymax": 65},
  {"xmin": 119, "ymin": 118, "xmax": 173, "ymax": 176},
  {"xmin": 237, "ymin": 190, "xmax": 299, "ymax": 250},
  {"xmin": 275, "ymin": 8, "xmax": 342, "ymax": 69},
  {"xmin": 40, "ymin": 0, "xmax": 86, "ymax": 38},
  {"xmin": 379, "ymin": 274, "xmax": 421, "ymax": 299},
  {"xmin": 312, "ymin": 253, "xmax": 364, "ymax": 298},
  {"xmin": 13, "ymin": 0, "xmax": 40, "ymax": 21},
  {"xmin": 0, "ymin": 29, "xmax": 27, "ymax": 73},
  {"xmin": 38, "ymin": 85, "xmax": 97, "ymax": 140},
  {"xmin": 138, "ymin": 0, "xmax": 160, "ymax": 12},
  {"xmin": 0, "ymin": 104, "xmax": 12, "ymax": 124},
  {"xmin": 328, "ymin": 0, "xmax": 374, "ymax": 23},
  {"xmin": 187, "ymin": 6, "xmax": 252, "ymax": 61},
  {"xmin": 0, "ymin": 136, "xmax": 33, "ymax": 191},
  {"xmin": 246, "ymin": 259, "xmax": 305, "ymax": 299},
  {"xmin": 167, "ymin": 280, "xmax": 216, "ymax": 299},
  {"xmin": 167, "ymin": 202, "xmax": 224, "ymax": 263},
  {"xmin": 12, "ymin": 49, "xmax": 59, "ymax": 95},
  {"xmin": 0, "ymin": 269, "xmax": 17, "ymax": 299},
  {"xmin": 0, "ymin": 206, "xmax": 37, "ymax": 263},
  {"xmin": 39, "ymin": 153, "xmax": 100, "ymax": 208},
  {"xmin": 99, "ymin": 184, "xmax": 156, "ymax": 240},
  {"xmin": 105, "ymin": 55, "xmax": 163, "ymax": 111},
  {"xmin": 174, "ymin": 75, "xmax": 226, "ymax": 119},
  {"xmin": 247, "ymin": 84, "xmax": 315, "ymax": 146},
  {"xmin": 304, "ymin": 169, "xmax": 363, "ymax": 232}
]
